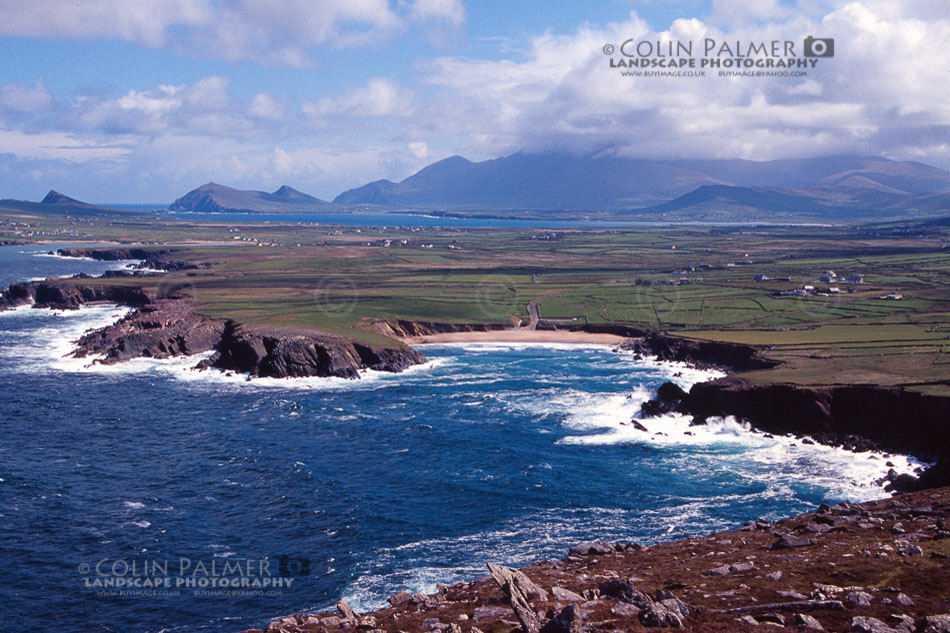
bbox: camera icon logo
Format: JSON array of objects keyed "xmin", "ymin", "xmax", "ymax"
[
  {"xmin": 277, "ymin": 555, "xmax": 311, "ymax": 577},
  {"xmin": 803, "ymin": 36, "xmax": 834, "ymax": 58}
]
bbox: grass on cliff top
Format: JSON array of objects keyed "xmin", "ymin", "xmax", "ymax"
[{"xmin": 3, "ymin": 206, "xmax": 948, "ymax": 390}]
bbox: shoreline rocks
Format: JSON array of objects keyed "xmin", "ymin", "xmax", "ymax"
[
  {"xmin": 639, "ymin": 376, "xmax": 950, "ymax": 491},
  {"xmin": 1, "ymin": 279, "xmax": 428, "ymax": 380},
  {"xmin": 202, "ymin": 320, "xmax": 427, "ymax": 379},
  {"xmin": 243, "ymin": 487, "xmax": 950, "ymax": 633}
]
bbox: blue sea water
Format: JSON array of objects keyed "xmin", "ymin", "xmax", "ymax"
[
  {"xmin": 164, "ymin": 210, "xmax": 822, "ymax": 230},
  {"xmin": 0, "ymin": 245, "xmax": 913, "ymax": 632}
]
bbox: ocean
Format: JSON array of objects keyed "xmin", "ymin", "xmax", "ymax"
[{"xmin": 0, "ymin": 245, "xmax": 915, "ymax": 632}]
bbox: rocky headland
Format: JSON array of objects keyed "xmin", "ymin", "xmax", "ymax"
[
  {"xmin": 636, "ymin": 377, "xmax": 950, "ymax": 493},
  {"xmin": 0, "ymin": 248, "xmax": 426, "ymax": 379},
  {"xmin": 246, "ymin": 487, "xmax": 950, "ymax": 633}
]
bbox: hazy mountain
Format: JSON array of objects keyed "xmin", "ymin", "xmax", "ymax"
[
  {"xmin": 640, "ymin": 185, "xmax": 829, "ymax": 217},
  {"xmin": 334, "ymin": 152, "xmax": 723, "ymax": 209},
  {"xmin": 169, "ymin": 182, "xmax": 328, "ymax": 214},
  {"xmin": 41, "ymin": 190, "xmax": 100, "ymax": 208},
  {"xmin": 0, "ymin": 190, "xmax": 130, "ymax": 217},
  {"xmin": 333, "ymin": 152, "xmax": 950, "ymax": 216}
]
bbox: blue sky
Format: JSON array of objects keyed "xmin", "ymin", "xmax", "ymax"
[{"xmin": 0, "ymin": 0, "xmax": 946, "ymax": 203}]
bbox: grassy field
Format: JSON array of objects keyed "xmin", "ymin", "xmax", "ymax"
[{"xmin": 3, "ymin": 203, "xmax": 948, "ymax": 394}]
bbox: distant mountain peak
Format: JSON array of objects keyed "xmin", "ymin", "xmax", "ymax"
[
  {"xmin": 169, "ymin": 182, "xmax": 326, "ymax": 214},
  {"xmin": 41, "ymin": 190, "xmax": 94, "ymax": 207},
  {"xmin": 331, "ymin": 150, "xmax": 950, "ymax": 216}
]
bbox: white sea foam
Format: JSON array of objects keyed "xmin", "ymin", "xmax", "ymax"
[
  {"xmin": 2, "ymin": 303, "xmax": 453, "ymax": 390},
  {"xmin": 557, "ymin": 400, "xmax": 923, "ymax": 502},
  {"xmin": 5, "ymin": 306, "xmax": 926, "ymax": 508}
]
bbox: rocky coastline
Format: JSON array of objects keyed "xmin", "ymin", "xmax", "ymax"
[
  {"xmin": 246, "ymin": 486, "xmax": 950, "ymax": 633},
  {"xmin": 0, "ymin": 249, "xmax": 427, "ymax": 379},
  {"xmin": 56, "ymin": 246, "xmax": 210, "ymax": 271},
  {"xmin": 635, "ymin": 377, "xmax": 950, "ymax": 493},
  {"xmin": 7, "ymin": 247, "xmax": 950, "ymax": 632}
]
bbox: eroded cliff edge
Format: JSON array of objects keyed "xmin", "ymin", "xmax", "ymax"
[{"xmin": 0, "ymin": 276, "xmax": 426, "ymax": 380}]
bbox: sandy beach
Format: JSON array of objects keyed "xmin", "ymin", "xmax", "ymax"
[{"xmin": 401, "ymin": 329, "xmax": 630, "ymax": 345}]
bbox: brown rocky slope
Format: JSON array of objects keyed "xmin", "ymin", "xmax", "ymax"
[{"xmin": 246, "ymin": 487, "xmax": 950, "ymax": 633}]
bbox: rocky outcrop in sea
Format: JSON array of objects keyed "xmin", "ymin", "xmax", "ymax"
[
  {"xmin": 0, "ymin": 278, "xmax": 427, "ymax": 380},
  {"xmin": 638, "ymin": 377, "xmax": 950, "ymax": 492}
]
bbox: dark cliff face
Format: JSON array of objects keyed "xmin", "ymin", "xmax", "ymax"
[
  {"xmin": 639, "ymin": 376, "xmax": 950, "ymax": 490},
  {"xmin": 1, "ymin": 280, "xmax": 153, "ymax": 311},
  {"xmin": 57, "ymin": 247, "xmax": 205, "ymax": 272},
  {"xmin": 681, "ymin": 377, "xmax": 950, "ymax": 460},
  {"xmin": 622, "ymin": 332, "xmax": 779, "ymax": 372},
  {"xmin": 206, "ymin": 322, "xmax": 427, "ymax": 379},
  {"xmin": 371, "ymin": 319, "xmax": 512, "ymax": 338},
  {"xmin": 1, "ymin": 277, "xmax": 427, "ymax": 380},
  {"xmin": 72, "ymin": 300, "xmax": 224, "ymax": 363}
]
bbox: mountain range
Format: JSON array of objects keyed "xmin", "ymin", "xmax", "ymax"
[
  {"xmin": 8, "ymin": 152, "xmax": 950, "ymax": 221},
  {"xmin": 168, "ymin": 182, "xmax": 330, "ymax": 214},
  {"xmin": 331, "ymin": 153, "xmax": 950, "ymax": 219}
]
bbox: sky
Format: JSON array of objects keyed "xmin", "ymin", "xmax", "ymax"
[{"xmin": 0, "ymin": 0, "xmax": 947, "ymax": 203}]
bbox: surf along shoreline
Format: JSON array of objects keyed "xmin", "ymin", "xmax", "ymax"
[
  {"xmin": 2, "ymin": 245, "xmax": 948, "ymax": 491},
  {"xmin": 4, "ymin": 246, "xmax": 950, "ymax": 632}
]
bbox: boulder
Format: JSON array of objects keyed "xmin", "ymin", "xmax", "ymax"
[
  {"xmin": 793, "ymin": 613, "xmax": 825, "ymax": 630},
  {"xmin": 846, "ymin": 591, "xmax": 873, "ymax": 608},
  {"xmin": 539, "ymin": 604, "xmax": 584, "ymax": 633},
  {"xmin": 487, "ymin": 563, "xmax": 549, "ymax": 602},
  {"xmin": 920, "ymin": 615, "xmax": 950, "ymax": 633},
  {"xmin": 611, "ymin": 602, "xmax": 640, "ymax": 617},
  {"xmin": 336, "ymin": 599, "xmax": 358, "ymax": 623},
  {"xmin": 851, "ymin": 616, "xmax": 899, "ymax": 633},
  {"xmin": 473, "ymin": 606, "xmax": 512, "ymax": 622},
  {"xmin": 568, "ymin": 541, "xmax": 615, "ymax": 557},
  {"xmin": 770, "ymin": 535, "xmax": 814, "ymax": 550},
  {"xmin": 486, "ymin": 563, "xmax": 543, "ymax": 633},
  {"xmin": 388, "ymin": 591, "xmax": 413, "ymax": 607},
  {"xmin": 551, "ymin": 587, "xmax": 584, "ymax": 603}
]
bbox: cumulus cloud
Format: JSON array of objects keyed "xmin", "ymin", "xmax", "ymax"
[
  {"xmin": 0, "ymin": 128, "xmax": 130, "ymax": 163},
  {"xmin": 248, "ymin": 94, "xmax": 284, "ymax": 120},
  {"xmin": 709, "ymin": 0, "xmax": 795, "ymax": 26},
  {"xmin": 414, "ymin": 3, "xmax": 950, "ymax": 163},
  {"xmin": 409, "ymin": 0, "xmax": 466, "ymax": 26},
  {"xmin": 1, "ymin": 1, "xmax": 949, "ymax": 201},
  {"xmin": 0, "ymin": 80, "xmax": 53, "ymax": 113},
  {"xmin": 305, "ymin": 78, "xmax": 411, "ymax": 118},
  {"xmin": 0, "ymin": 0, "xmax": 465, "ymax": 67},
  {"xmin": 0, "ymin": 0, "xmax": 208, "ymax": 47}
]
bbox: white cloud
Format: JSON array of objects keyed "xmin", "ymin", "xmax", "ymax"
[
  {"xmin": 306, "ymin": 78, "xmax": 410, "ymax": 118},
  {"xmin": 248, "ymin": 94, "xmax": 284, "ymax": 120},
  {"xmin": 0, "ymin": 128, "xmax": 130, "ymax": 162},
  {"xmin": 2, "ymin": 1, "xmax": 949, "ymax": 201},
  {"xmin": 0, "ymin": 0, "xmax": 208, "ymax": 47},
  {"xmin": 0, "ymin": 79, "xmax": 53, "ymax": 113},
  {"xmin": 183, "ymin": 76, "xmax": 231, "ymax": 111},
  {"xmin": 710, "ymin": 0, "xmax": 795, "ymax": 26},
  {"xmin": 414, "ymin": 4, "xmax": 950, "ymax": 163},
  {"xmin": 409, "ymin": 0, "xmax": 466, "ymax": 26},
  {"xmin": 0, "ymin": 0, "xmax": 465, "ymax": 67}
]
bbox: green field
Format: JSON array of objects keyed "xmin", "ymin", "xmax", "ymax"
[{"xmin": 3, "ymin": 203, "xmax": 948, "ymax": 394}]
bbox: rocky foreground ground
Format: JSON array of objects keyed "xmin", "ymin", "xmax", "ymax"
[{"xmin": 246, "ymin": 487, "xmax": 950, "ymax": 633}]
